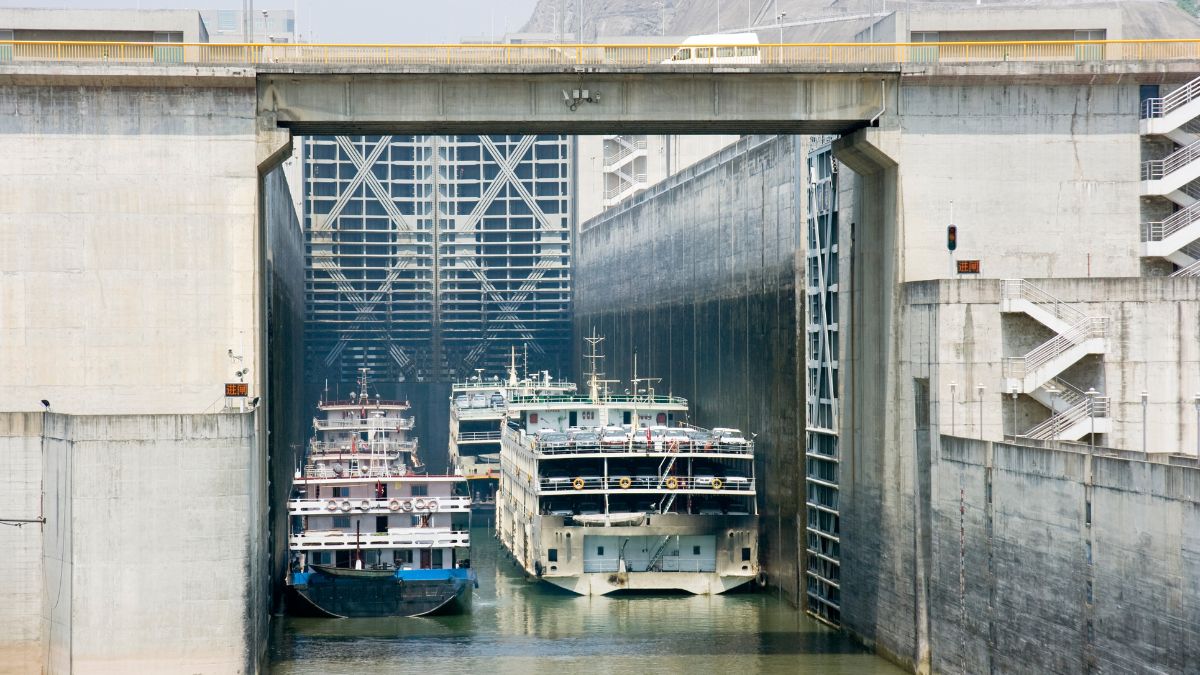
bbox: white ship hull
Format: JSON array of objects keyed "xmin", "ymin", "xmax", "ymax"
[{"xmin": 542, "ymin": 570, "xmax": 754, "ymax": 595}]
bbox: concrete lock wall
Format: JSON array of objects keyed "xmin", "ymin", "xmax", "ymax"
[
  {"xmin": 263, "ymin": 164, "xmax": 306, "ymax": 611},
  {"xmin": 0, "ymin": 73, "xmax": 262, "ymax": 416},
  {"xmin": 902, "ymin": 277, "xmax": 1200, "ymax": 454},
  {"xmin": 0, "ymin": 412, "xmax": 262, "ymax": 674},
  {"xmin": 574, "ymin": 134, "xmax": 806, "ymax": 602},
  {"xmin": 0, "ymin": 72, "xmax": 306, "ymax": 672},
  {"xmin": 933, "ymin": 436, "xmax": 1200, "ymax": 674},
  {"xmin": 831, "ymin": 75, "xmax": 1174, "ymax": 668},
  {"xmin": 890, "ymin": 81, "xmax": 1144, "ymax": 282}
]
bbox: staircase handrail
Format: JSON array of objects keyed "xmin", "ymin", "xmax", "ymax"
[
  {"xmin": 603, "ymin": 139, "xmax": 647, "ymax": 166},
  {"xmin": 1170, "ymin": 258, "xmax": 1200, "ymax": 277},
  {"xmin": 1142, "ymin": 140, "xmax": 1200, "ymax": 181},
  {"xmin": 1000, "ymin": 279, "xmax": 1088, "ymax": 325},
  {"xmin": 1044, "ymin": 378, "xmax": 1087, "ymax": 406},
  {"xmin": 1141, "ymin": 76, "xmax": 1200, "ymax": 119},
  {"xmin": 1023, "ymin": 395, "xmax": 1110, "ymax": 440},
  {"xmin": 1004, "ymin": 317, "xmax": 1108, "ymax": 379},
  {"xmin": 603, "ymin": 182, "xmax": 637, "ymax": 201},
  {"xmin": 1141, "ymin": 201, "xmax": 1200, "ymax": 241}
]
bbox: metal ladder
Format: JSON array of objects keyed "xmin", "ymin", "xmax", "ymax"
[
  {"xmin": 647, "ymin": 535, "xmax": 673, "ymax": 572},
  {"xmin": 657, "ymin": 455, "xmax": 678, "ymax": 513}
]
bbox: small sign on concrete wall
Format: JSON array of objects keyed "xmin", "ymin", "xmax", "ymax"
[
  {"xmin": 956, "ymin": 260, "xmax": 981, "ymax": 274},
  {"xmin": 225, "ymin": 383, "xmax": 249, "ymax": 397}
]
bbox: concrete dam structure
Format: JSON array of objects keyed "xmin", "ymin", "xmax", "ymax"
[
  {"xmin": 575, "ymin": 73, "xmax": 1200, "ymax": 673},
  {"xmin": 2, "ymin": 40, "xmax": 1200, "ymax": 672}
]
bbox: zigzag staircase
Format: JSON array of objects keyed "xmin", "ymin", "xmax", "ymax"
[
  {"xmin": 1141, "ymin": 76, "xmax": 1200, "ymax": 270},
  {"xmin": 602, "ymin": 135, "xmax": 649, "ymax": 207},
  {"xmin": 1023, "ymin": 378, "xmax": 1112, "ymax": 441},
  {"xmin": 1001, "ymin": 280, "xmax": 1111, "ymax": 442}
]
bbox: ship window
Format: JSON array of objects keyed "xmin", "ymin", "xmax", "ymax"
[
  {"xmin": 333, "ymin": 487, "xmax": 349, "ymax": 498},
  {"xmin": 597, "ymin": 546, "xmax": 604, "ymax": 556},
  {"xmin": 411, "ymin": 484, "xmax": 428, "ymax": 497},
  {"xmin": 333, "ymin": 516, "xmax": 350, "ymax": 528},
  {"xmin": 548, "ymin": 548, "xmax": 558, "ymax": 562},
  {"xmin": 693, "ymin": 545, "xmax": 701, "ymax": 555},
  {"xmin": 742, "ymin": 547, "xmax": 751, "ymax": 561},
  {"xmin": 376, "ymin": 516, "xmax": 388, "ymax": 533},
  {"xmin": 432, "ymin": 549, "xmax": 444, "ymax": 568}
]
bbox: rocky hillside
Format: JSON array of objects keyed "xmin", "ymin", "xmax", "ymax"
[{"xmin": 521, "ymin": 0, "xmax": 1199, "ymax": 42}]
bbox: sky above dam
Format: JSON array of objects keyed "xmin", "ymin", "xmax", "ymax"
[{"xmin": 11, "ymin": 0, "xmax": 540, "ymax": 43}]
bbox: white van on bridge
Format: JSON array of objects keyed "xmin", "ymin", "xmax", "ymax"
[{"xmin": 665, "ymin": 33, "xmax": 762, "ymax": 65}]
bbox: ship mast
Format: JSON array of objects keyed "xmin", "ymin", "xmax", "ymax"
[
  {"xmin": 583, "ymin": 329, "xmax": 615, "ymax": 403},
  {"xmin": 508, "ymin": 343, "xmax": 523, "ymax": 386}
]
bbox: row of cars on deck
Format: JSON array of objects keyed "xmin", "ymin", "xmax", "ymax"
[{"xmin": 454, "ymin": 391, "xmax": 506, "ymax": 409}]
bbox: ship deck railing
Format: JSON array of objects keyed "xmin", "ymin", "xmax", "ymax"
[
  {"xmin": 452, "ymin": 405, "xmax": 509, "ymax": 419},
  {"xmin": 319, "ymin": 399, "xmax": 410, "ymax": 408},
  {"xmin": 581, "ymin": 558, "xmax": 717, "ymax": 574},
  {"xmin": 290, "ymin": 528, "xmax": 471, "ymax": 549},
  {"xmin": 314, "ymin": 417, "xmax": 416, "ymax": 431},
  {"xmin": 288, "ymin": 495, "xmax": 471, "ymax": 515},
  {"xmin": 529, "ymin": 439, "xmax": 754, "ymax": 457},
  {"xmin": 299, "ymin": 466, "xmax": 458, "ymax": 481},
  {"xmin": 538, "ymin": 476, "xmax": 756, "ymax": 494},
  {"xmin": 507, "ymin": 393, "xmax": 688, "ymax": 406},
  {"xmin": 310, "ymin": 440, "xmax": 417, "ymax": 455},
  {"xmin": 454, "ymin": 430, "xmax": 503, "ymax": 443}
]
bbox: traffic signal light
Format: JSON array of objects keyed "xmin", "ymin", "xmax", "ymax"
[{"xmin": 947, "ymin": 225, "xmax": 958, "ymax": 252}]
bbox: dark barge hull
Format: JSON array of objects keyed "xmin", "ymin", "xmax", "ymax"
[{"xmin": 287, "ymin": 566, "xmax": 475, "ymax": 618}]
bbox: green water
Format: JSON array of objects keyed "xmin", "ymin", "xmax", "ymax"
[{"xmin": 269, "ymin": 526, "xmax": 905, "ymax": 674}]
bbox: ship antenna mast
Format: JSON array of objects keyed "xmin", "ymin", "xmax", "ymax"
[
  {"xmin": 508, "ymin": 346, "xmax": 519, "ymax": 388},
  {"xmin": 584, "ymin": 329, "xmax": 606, "ymax": 402},
  {"xmin": 358, "ymin": 367, "xmax": 370, "ymax": 401}
]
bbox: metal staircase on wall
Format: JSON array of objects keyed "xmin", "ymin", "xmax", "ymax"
[
  {"xmin": 1141, "ymin": 76, "xmax": 1200, "ymax": 269},
  {"xmin": 1023, "ymin": 378, "xmax": 1111, "ymax": 441},
  {"xmin": 1001, "ymin": 280, "xmax": 1111, "ymax": 441},
  {"xmin": 602, "ymin": 135, "xmax": 650, "ymax": 207}
]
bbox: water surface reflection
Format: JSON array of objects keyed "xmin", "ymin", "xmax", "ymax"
[{"xmin": 270, "ymin": 527, "xmax": 904, "ymax": 674}]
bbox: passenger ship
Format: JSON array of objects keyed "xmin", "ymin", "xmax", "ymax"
[
  {"xmin": 497, "ymin": 339, "xmax": 759, "ymax": 595},
  {"xmin": 286, "ymin": 369, "xmax": 475, "ymax": 618},
  {"xmin": 448, "ymin": 354, "xmax": 575, "ymax": 511}
]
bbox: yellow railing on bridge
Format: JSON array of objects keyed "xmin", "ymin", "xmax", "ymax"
[{"xmin": 0, "ymin": 39, "xmax": 1199, "ymax": 67}]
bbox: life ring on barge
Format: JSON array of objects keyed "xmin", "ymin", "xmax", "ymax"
[
  {"xmin": 326, "ymin": 500, "xmax": 339, "ymax": 512},
  {"xmin": 711, "ymin": 478, "xmax": 724, "ymax": 491},
  {"xmin": 427, "ymin": 500, "xmax": 440, "ymax": 512},
  {"xmin": 388, "ymin": 499, "xmax": 401, "ymax": 511},
  {"xmin": 414, "ymin": 498, "xmax": 426, "ymax": 510},
  {"xmin": 339, "ymin": 500, "xmax": 352, "ymax": 512},
  {"xmin": 665, "ymin": 476, "xmax": 679, "ymax": 490},
  {"xmin": 359, "ymin": 499, "xmax": 372, "ymax": 510},
  {"xmin": 402, "ymin": 500, "xmax": 414, "ymax": 512},
  {"xmin": 572, "ymin": 477, "xmax": 585, "ymax": 490},
  {"xmin": 618, "ymin": 477, "xmax": 632, "ymax": 489}
]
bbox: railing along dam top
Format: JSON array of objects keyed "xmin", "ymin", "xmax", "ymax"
[{"xmin": 2, "ymin": 39, "xmax": 1199, "ymax": 68}]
